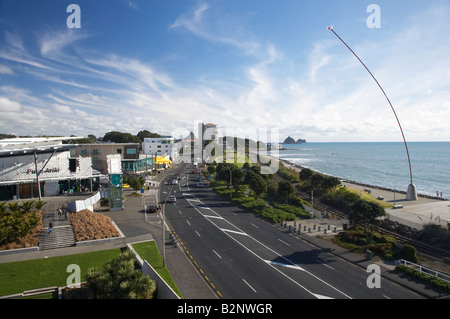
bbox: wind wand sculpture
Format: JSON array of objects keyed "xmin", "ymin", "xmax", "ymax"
[{"xmin": 327, "ymin": 25, "xmax": 416, "ymax": 200}]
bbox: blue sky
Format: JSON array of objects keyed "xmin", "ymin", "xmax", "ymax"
[{"xmin": 1, "ymin": 0, "xmax": 449, "ymax": 142}]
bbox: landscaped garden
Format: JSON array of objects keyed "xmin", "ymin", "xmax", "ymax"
[
  {"xmin": 0, "ymin": 200, "xmax": 46, "ymax": 250},
  {"xmin": 70, "ymin": 209, "xmax": 120, "ymax": 241}
]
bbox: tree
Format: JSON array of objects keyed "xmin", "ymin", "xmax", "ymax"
[
  {"xmin": 348, "ymin": 200, "xmax": 385, "ymax": 249},
  {"xmin": 322, "ymin": 176, "xmax": 341, "ymax": 192},
  {"xmin": 247, "ymin": 171, "xmax": 267, "ymax": 200},
  {"xmin": 299, "ymin": 168, "xmax": 314, "ymax": 181},
  {"xmin": 137, "ymin": 130, "xmax": 161, "ymax": 142},
  {"xmin": 277, "ymin": 180, "xmax": 294, "ymax": 203},
  {"xmin": 85, "ymin": 250, "xmax": 156, "ymax": 299},
  {"xmin": 103, "ymin": 131, "xmax": 141, "ymax": 144}
]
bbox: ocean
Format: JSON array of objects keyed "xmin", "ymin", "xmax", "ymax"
[{"xmin": 270, "ymin": 142, "xmax": 450, "ymax": 200}]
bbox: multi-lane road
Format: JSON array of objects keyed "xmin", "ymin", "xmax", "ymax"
[{"xmin": 159, "ymin": 163, "xmax": 423, "ymax": 299}]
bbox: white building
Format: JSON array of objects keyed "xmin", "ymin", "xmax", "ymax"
[
  {"xmin": 0, "ymin": 137, "xmax": 98, "ymax": 200},
  {"xmin": 142, "ymin": 136, "xmax": 177, "ymax": 159}
]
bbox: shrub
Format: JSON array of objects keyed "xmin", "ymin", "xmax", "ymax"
[
  {"xmin": 401, "ymin": 244, "xmax": 418, "ymax": 263},
  {"xmin": 395, "ymin": 264, "xmax": 450, "ymax": 293}
]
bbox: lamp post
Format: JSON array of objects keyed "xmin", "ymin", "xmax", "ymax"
[{"xmin": 328, "ymin": 26, "xmax": 416, "ymax": 200}]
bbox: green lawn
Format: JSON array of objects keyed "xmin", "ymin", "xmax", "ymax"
[
  {"xmin": 131, "ymin": 240, "xmax": 182, "ymax": 298},
  {"xmin": 0, "ymin": 249, "xmax": 122, "ymax": 296}
]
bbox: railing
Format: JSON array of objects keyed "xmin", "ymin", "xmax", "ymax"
[
  {"xmin": 67, "ymin": 191, "xmax": 101, "ymax": 212},
  {"xmin": 397, "ymin": 259, "xmax": 450, "ymax": 283}
]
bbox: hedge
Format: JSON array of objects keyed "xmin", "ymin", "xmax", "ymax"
[{"xmin": 395, "ymin": 264, "xmax": 450, "ymax": 293}]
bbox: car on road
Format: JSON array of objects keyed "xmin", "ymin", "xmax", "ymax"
[
  {"xmin": 171, "ymin": 179, "xmax": 179, "ymax": 185},
  {"xmin": 168, "ymin": 195, "xmax": 176, "ymax": 203}
]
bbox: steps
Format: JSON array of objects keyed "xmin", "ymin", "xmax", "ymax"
[{"xmin": 39, "ymin": 210, "xmax": 76, "ymax": 250}]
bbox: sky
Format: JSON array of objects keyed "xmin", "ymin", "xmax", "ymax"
[{"xmin": 0, "ymin": 0, "xmax": 450, "ymax": 143}]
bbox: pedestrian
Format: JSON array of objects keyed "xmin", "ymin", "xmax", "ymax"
[
  {"xmin": 48, "ymin": 221, "xmax": 53, "ymax": 235},
  {"xmin": 57, "ymin": 208, "xmax": 62, "ymax": 217}
]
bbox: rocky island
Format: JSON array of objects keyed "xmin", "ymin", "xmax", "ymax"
[{"xmin": 283, "ymin": 136, "xmax": 306, "ymax": 144}]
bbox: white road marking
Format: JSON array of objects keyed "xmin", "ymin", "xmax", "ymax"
[
  {"xmin": 264, "ymin": 260, "xmax": 305, "ymax": 271},
  {"xmin": 316, "ymin": 259, "xmax": 335, "ymax": 270},
  {"xmin": 242, "ymin": 279, "xmax": 257, "ymax": 293},
  {"xmin": 278, "ymin": 239, "xmax": 291, "ymax": 247},
  {"xmin": 213, "ymin": 250, "xmax": 222, "ymax": 259},
  {"xmin": 220, "ymin": 228, "xmax": 248, "ymax": 236}
]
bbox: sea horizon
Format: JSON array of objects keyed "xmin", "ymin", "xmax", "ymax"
[{"xmin": 270, "ymin": 141, "xmax": 450, "ymax": 200}]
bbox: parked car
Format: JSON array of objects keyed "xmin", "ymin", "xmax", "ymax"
[
  {"xmin": 171, "ymin": 179, "xmax": 179, "ymax": 185},
  {"xmin": 168, "ymin": 195, "xmax": 176, "ymax": 203},
  {"xmin": 197, "ymin": 182, "xmax": 204, "ymax": 188}
]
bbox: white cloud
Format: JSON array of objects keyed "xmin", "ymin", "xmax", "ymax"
[
  {"xmin": 39, "ymin": 29, "xmax": 90, "ymax": 56},
  {"xmin": 0, "ymin": 65, "xmax": 14, "ymax": 75},
  {"xmin": 0, "ymin": 96, "xmax": 22, "ymax": 112}
]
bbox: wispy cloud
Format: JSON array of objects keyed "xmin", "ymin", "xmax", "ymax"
[
  {"xmin": 39, "ymin": 29, "xmax": 90, "ymax": 56},
  {"xmin": 170, "ymin": 2, "xmax": 260, "ymax": 56}
]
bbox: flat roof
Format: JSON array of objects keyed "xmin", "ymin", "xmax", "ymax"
[{"xmin": 0, "ymin": 144, "xmax": 77, "ymax": 158}]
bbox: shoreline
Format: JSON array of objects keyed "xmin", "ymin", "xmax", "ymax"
[{"xmin": 276, "ymin": 158, "xmax": 448, "ymax": 203}]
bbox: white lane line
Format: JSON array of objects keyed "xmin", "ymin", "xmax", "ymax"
[
  {"xmin": 186, "ymin": 220, "xmax": 191, "ymax": 226},
  {"xmin": 316, "ymin": 259, "xmax": 335, "ymax": 270},
  {"xmin": 242, "ymin": 279, "xmax": 257, "ymax": 293},
  {"xmin": 179, "ymin": 210, "xmax": 183, "ymax": 215},
  {"xmin": 220, "ymin": 228, "xmax": 248, "ymax": 236},
  {"xmin": 213, "ymin": 250, "xmax": 222, "ymax": 259},
  {"xmin": 195, "ymin": 230, "xmax": 201, "ymax": 237},
  {"xmin": 278, "ymin": 239, "xmax": 291, "ymax": 247},
  {"xmin": 250, "ymin": 223, "xmax": 259, "ymax": 228}
]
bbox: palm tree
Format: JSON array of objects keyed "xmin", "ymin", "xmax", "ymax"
[
  {"xmin": 85, "ymin": 250, "xmax": 156, "ymax": 299},
  {"xmin": 0, "ymin": 202, "xmax": 7, "ymax": 218},
  {"xmin": 20, "ymin": 200, "xmax": 35, "ymax": 214},
  {"xmin": 134, "ymin": 272, "xmax": 156, "ymax": 299},
  {"xmin": 34, "ymin": 200, "xmax": 46, "ymax": 211}
]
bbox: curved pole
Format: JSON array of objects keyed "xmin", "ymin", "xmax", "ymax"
[{"xmin": 328, "ymin": 27, "xmax": 413, "ymax": 185}]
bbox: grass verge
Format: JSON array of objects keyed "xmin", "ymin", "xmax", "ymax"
[
  {"xmin": 0, "ymin": 249, "xmax": 122, "ymax": 296},
  {"xmin": 131, "ymin": 240, "xmax": 182, "ymax": 298}
]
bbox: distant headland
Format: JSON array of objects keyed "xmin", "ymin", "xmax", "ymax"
[{"xmin": 282, "ymin": 136, "xmax": 306, "ymax": 144}]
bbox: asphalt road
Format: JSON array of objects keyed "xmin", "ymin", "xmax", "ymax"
[{"xmin": 160, "ymin": 163, "xmax": 423, "ymax": 299}]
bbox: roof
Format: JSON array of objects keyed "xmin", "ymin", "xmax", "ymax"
[{"xmin": 0, "ymin": 137, "xmax": 82, "ymax": 157}]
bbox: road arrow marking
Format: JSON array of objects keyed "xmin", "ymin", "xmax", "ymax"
[{"xmin": 264, "ymin": 260, "xmax": 305, "ymax": 271}]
